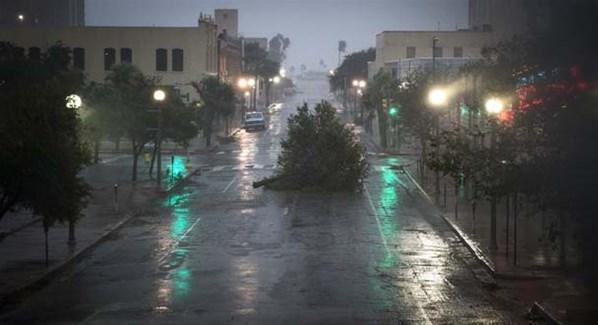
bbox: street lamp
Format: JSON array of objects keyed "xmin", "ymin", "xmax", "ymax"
[
  {"xmin": 485, "ymin": 98, "xmax": 505, "ymax": 115},
  {"xmin": 428, "ymin": 88, "xmax": 448, "ymax": 107},
  {"xmin": 153, "ymin": 89, "xmax": 166, "ymax": 186},
  {"xmin": 237, "ymin": 78, "xmax": 248, "ymax": 89},
  {"xmin": 358, "ymin": 80, "xmax": 366, "ymax": 89},
  {"xmin": 279, "ymin": 68, "xmax": 286, "ymax": 78},
  {"xmin": 66, "ymin": 94, "xmax": 82, "ymax": 109},
  {"xmin": 428, "ymin": 87, "xmax": 449, "ymax": 203},
  {"xmin": 65, "ymin": 93, "xmax": 83, "ymax": 246},
  {"xmin": 17, "ymin": 14, "xmax": 24, "ymax": 23},
  {"xmin": 352, "ymin": 80, "xmax": 359, "ymax": 87},
  {"xmin": 485, "ymin": 96, "xmax": 506, "ymax": 251},
  {"xmin": 273, "ymin": 76, "xmax": 281, "ymax": 84}
]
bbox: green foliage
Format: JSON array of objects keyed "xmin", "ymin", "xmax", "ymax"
[
  {"xmin": 192, "ymin": 76, "xmax": 236, "ymax": 146},
  {"xmin": 328, "ymin": 47, "xmax": 375, "ymax": 93},
  {"xmin": 274, "ymin": 101, "xmax": 368, "ymax": 191},
  {"xmin": 0, "ymin": 42, "xmax": 90, "ymax": 225}
]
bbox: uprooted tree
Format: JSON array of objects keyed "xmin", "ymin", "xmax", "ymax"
[{"xmin": 255, "ymin": 101, "xmax": 368, "ymax": 191}]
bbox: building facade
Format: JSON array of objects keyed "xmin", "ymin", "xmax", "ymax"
[
  {"xmin": 469, "ymin": 0, "xmax": 527, "ymax": 38},
  {"xmin": 370, "ymin": 30, "xmax": 493, "ymax": 79},
  {"xmin": 0, "ymin": 23, "xmax": 218, "ymax": 102},
  {"xmin": 215, "ymin": 9, "xmax": 238, "ymax": 38},
  {"xmin": 0, "ymin": 0, "xmax": 85, "ymax": 26}
]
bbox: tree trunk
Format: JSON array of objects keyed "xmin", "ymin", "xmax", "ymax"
[
  {"xmin": 115, "ymin": 137, "xmax": 120, "ymax": 152},
  {"xmin": 132, "ymin": 142, "xmax": 139, "ymax": 181},
  {"xmin": 560, "ymin": 212, "xmax": 567, "ymax": 269},
  {"xmin": 68, "ymin": 220, "xmax": 76, "ymax": 246},
  {"xmin": 149, "ymin": 141, "xmax": 158, "ymax": 177},
  {"xmin": 205, "ymin": 127, "xmax": 212, "ymax": 147},
  {"xmin": 490, "ymin": 195, "xmax": 498, "ymax": 250},
  {"xmin": 94, "ymin": 139, "xmax": 100, "ymax": 164},
  {"xmin": 44, "ymin": 223, "xmax": 49, "ymax": 267},
  {"xmin": 454, "ymin": 181, "xmax": 459, "ymax": 219}
]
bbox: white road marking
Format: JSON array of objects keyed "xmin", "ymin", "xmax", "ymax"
[
  {"xmin": 216, "ymin": 151, "xmax": 225, "ymax": 155},
  {"xmin": 213, "ymin": 166, "xmax": 226, "ymax": 172},
  {"xmin": 222, "ymin": 176, "xmax": 238, "ymax": 193},
  {"xmin": 158, "ymin": 215, "xmax": 202, "ymax": 264},
  {"xmin": 101, "ymin": 154, "xmax": 128, "ymax": 164}
]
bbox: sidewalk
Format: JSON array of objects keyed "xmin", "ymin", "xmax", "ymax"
[
  {"xmin": 0, "ymin": 134, "xmax": 219, "ymax": 309},
  {"xmin": 358, "ymin": 126, "xmax": 597, "ymax": 324}
]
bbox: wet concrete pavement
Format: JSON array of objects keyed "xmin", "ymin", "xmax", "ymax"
[{"xmin": 0, "ymin": 76, "xmax": 521, "ymax": 324}]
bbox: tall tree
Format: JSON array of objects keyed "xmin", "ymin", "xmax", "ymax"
[
  {"xmin": 0, "ymin": 42, "xmax": 90, "ymax": 261},
  {"xmin": 104, "ymin": 64, "xmax": 156, "ymax": 181},
  {"xmin": 192, "ymin": 76, "xmax": 236, "ymax": 147}
]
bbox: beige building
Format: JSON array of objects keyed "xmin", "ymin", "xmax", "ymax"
[
  {"xmin": 215, "ymin": 9, "xmax": 238, "ymax": 38},
  {"xmin": 0, "ymin": 22, "xmax": 219, "ymax": 102},
  {"xmin": 369, "ymin": 30, "xmax": 495, "ymax": 79}
]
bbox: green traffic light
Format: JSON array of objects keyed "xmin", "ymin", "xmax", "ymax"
[{"xmin": 389, "ymin": 106, "xmax": 399, "ymax": 117}]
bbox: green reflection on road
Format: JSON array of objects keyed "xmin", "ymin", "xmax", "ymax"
[
  {"xmin": 376, "ymin": 162, "xmax": 401, "ymax": 270},
  {"xmin": 174, "ymin": 266, "xmax": 191, "ymax": 298}
]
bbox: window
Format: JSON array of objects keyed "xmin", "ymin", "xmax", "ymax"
[
  {"xmin": 156, "ymin": 48, "xmax": 167, "ymax": 71},
  {"xmin": 454, "ymin": 47, "xmax": 463, "ymax": 58},
  {"xmin": 433, "ymin": 46, "xmax": 443, "ymax": 58},
  {"xmin": 73, "ymin": 47, "xmax": 85, "ymax": 70},
  {"xmin": 172, "ymin": 48, "xmax": 184, "ymax": 72},
  {"xmin": 28, "ymin": 47, "xmax": 41, "ymax": 60},
  {"xmin": 104, "ymin": 48, "xmax": 116, "ymax": 71},
  {"xmin": 406, "ymin": 46, "xmax": 416, "ymax": 58},
  {"xmin": 120, "ymin": 48, "xmax": 132, "ymax": 64}
]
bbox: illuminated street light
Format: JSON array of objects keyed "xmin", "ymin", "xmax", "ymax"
[
  {"xmin": 358, "ymin": 80, "xmax": 366, "ymax": 88},
  {"xmin": 357, "ymin": 89, "xmax": 363, "ymax": 96},
  {"xmin": 237, "ymin": 78, "xmax": 248, "ymax": 89},
  {"xmin": 329, "ymin": 69, "xmax": 335, "ymax": 76},
  {"xmin": 244, "ymin": 91, "xmax": 250, "ymax": 97},
  {"xmin": 17, "ymin": 14, "xmax": 24, "ymax": 22},
  {"xmin": 248, "ymin": 78, "xmax": 256, "ymax": 87},
  {"xmin": 153, "ymin": 89, "xmax": 166, "ymax": 102},
  {"xmin": 279, "ymin": 68, "xmax": 286, "ymax": 78},
  {"xmin": 273, "ymin": 76, "xmax": 281, "ymax": 84},
  {"xmin": 65, "ymin": 94, "xmax": 82, "ymax": 109},
  {"xmin": 352, "ymin": 80, "xmax": 359, "ymax": 87},
  {"xmin": 428, "ymin": 88, "xmax": 448, "ymax": 107},
  {"xmin": 485, "ymin": 98, "xmax": 505, "ymax": 115}
]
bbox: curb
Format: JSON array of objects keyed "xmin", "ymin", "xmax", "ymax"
[
  {"xmin": 0, "ymin": 217, "xmax": 41, "ymax": 243},
  {"xmin": 399, "ymin": 166, "xmax": 499, "ymax": 278},
  {"xmin": 164, "ymin": 167, "xmax": 201, "ymax": 193},
  {"xmin": 0, "ymin": 213, "xmax": 136, "ymax": 309},
  {"xmin": 529, "ymin": 301, "xmax": 565, "ymax": 325}
]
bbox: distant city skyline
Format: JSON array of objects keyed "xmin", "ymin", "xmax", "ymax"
[{"xmin": 86, "ymin": 0, "xmax": 468, "ymax": 71}]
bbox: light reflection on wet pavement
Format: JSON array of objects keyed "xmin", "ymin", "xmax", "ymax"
[{"xmin": 0, "ymin": 77, "xmax": 520, "ymax": 324}]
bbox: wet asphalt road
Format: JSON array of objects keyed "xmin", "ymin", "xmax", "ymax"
[{"xmin": 0, "ymin": 76, "xmax": 519, "ymax": 324}]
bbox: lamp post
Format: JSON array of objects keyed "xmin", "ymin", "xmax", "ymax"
[
  {"xmin": 66, "ymin": 94, "xmax": 83, "ymax": 246},
  {"xmin": 428, "ymin": 88, "xmax": 448, "ymax": 204},
  {"xmin": 153, "ymin": 89, "xmax": 166, "ymax": 186},
  {"xmin": 485, "ymin": 97, "xmax": 505, "ymax": 250}
]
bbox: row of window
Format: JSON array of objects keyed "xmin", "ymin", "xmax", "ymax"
[
  {"xmin": 101, "ymin": 48, "xmax": 184, "ymax": 72},
  {"xmin": 405, "ymin": 46, "xmax": 463, "ymax": 59},
  {"xmin": 14, "ymin": 46, "xmax": 185, "ymax": 72}
]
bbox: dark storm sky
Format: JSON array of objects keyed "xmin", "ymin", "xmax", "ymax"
[{"xmin": 86, "ymin": 0, "xmax": 468, "ymax": 70}]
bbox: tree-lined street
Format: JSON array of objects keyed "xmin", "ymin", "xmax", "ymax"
[{"xmin": 0, "ymin": 77, "xmax": 519, "ymax": 324}]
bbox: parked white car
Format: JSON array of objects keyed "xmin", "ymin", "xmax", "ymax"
[{"xmin": 243, "ymin": 111, "xmax": 266, "ymax": 131}]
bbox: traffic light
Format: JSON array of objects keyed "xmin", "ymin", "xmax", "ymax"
[
  {"xmin": 382, "ymin": 98, "xmax": 388, "ymax": 109},
  {"xmin": 389, "ymin": 105, "xmax": 399, "ymax": 117}
]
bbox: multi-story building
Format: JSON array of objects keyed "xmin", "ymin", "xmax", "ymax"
[
  {"xmin": 215, "ymin": 9, "xmax": 238, "ymax": 38},
  {"xmin": 0, "ymin": 20, "xmax": 218, "ymax": 102},
  {"xmin": 369, "ymin": 30, "xmax": 493, "ymax": 79},
  {"xmin": 469, "ymin": 0, "xmax": 527, "ymax": 38},
  {"xmin": 0, "ymin": 0, "xmax": 85, "ymax": 26}
]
